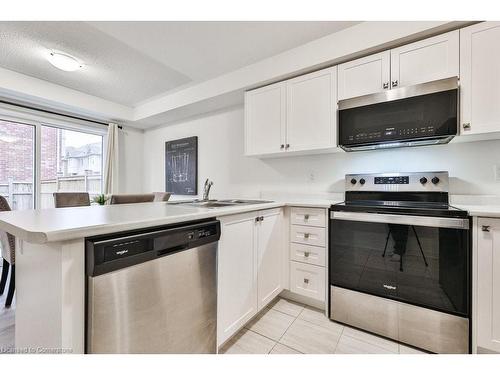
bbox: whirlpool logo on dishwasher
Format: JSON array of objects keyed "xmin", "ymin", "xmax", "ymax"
[{"xmin": 116, "ymin": 249, "xmax": 129, "ymax": 256}]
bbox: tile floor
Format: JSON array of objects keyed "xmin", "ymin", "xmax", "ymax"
[
  {"xmin": 220, "ymin": 297, "xmax": 427, "ymax": 354},
  {"xmin": 0, "ymin": 291, "xmax": 428, "ymax": 354}
]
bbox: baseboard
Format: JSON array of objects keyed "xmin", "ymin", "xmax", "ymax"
[{"xmin": 279, "ymin": 290, "xmax": 325, "ymax": 310}]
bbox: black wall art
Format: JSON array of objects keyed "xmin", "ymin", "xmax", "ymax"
[{"xmin": 165, "ymin": 136, "xmax": 198, "ymax": 195}]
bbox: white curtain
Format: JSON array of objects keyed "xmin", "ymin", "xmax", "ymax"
[{"xmin": 103, "ymin": 123, "xmax": 120, "ymax": 195}]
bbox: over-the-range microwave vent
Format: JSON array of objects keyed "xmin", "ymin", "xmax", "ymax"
[{"xmin": 338, "ymin": 77, "xmax": 459, "ymax": 152}]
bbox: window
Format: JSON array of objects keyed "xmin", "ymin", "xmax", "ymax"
[
  {"xmin": 40, "ymin": 126, "xmax": 103, "ymax": 208},
  {"xmin": 0, "ymin": 109, "xmax": 106, "ymax": 210},
  {"xmin": 0, "ymin": 120, "xmax": 35, "ymax": 210}
]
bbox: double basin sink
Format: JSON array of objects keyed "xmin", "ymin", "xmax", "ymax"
[{"xmin": 168, "ymin": 199, "xmax": 272, "ymax": 209}]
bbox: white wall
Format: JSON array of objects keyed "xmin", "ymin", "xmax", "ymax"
[
  {"xmin": 142, "ymin": 106, "xmax": 500, "ymax": 198},
  {"xmin": 119, "ymin": 126, "xmax": 144, "ymax": 193}
]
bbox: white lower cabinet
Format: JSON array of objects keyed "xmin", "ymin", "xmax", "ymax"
[
  {"xmin": 290, "ymin": 242, "xmax": 326, "ymax": 267},
  {"xmin": 290, "ymin": 261, "xmax": 326, "ymax": 302},
  {"xmin": 257, "ymin": 209, "xmax": 284, "ymax": 310},
  {"xmin": 288, "ymin": 206, "xmax": 328, "ymax": 304},
  {"xmin": 290, "ymin": 224, "xmax": 326, "ymax": 247},
  {"xmin": 217, "ymin": 208, "xmax": 284, "ymax": 346},
  {"xmin": 476, "ymin": 218, "xmax": 500, "ymax": 353}
]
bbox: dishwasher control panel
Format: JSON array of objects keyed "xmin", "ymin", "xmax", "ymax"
[
  {"xmin": 104, "ymin": 239, "xmax": 150, "ymax": 262},
  {"xmin": 86, "ymin": 219, "xmax": 221, "ymax": 277}
]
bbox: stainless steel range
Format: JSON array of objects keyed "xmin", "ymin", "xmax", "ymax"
[{"xmin": 329, "ymin": 172, "xmax": 471, "ymax": 353}]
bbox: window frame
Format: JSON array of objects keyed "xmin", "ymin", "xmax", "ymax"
[{"xmin": 0, "ymin": 104, "xmax": 108, "ymax": 209}]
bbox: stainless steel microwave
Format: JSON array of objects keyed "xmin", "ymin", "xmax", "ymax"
[{"xmin": 338, "ymin": 77, "xmax": 459, "ymax": 152}]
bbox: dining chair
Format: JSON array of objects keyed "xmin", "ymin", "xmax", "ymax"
[
  {"xmin": 153, "ymin": 192, "xmax": 172, "ymax": 202},
  {"xmin": 109, "ymin": 194, "xmax": 155, "ymax": 205},
  {"xmin": 0, "ymin": 196, "xmax": 16, "ymax": 307},
  {"xmin": 53, "ymin": 192, "xmax": 91, "ymax": 208}
]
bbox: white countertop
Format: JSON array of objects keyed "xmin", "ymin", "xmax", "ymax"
[
  {"xmin": 3, "ymin": 196, "xmax": 500, "ymax": 245},
  {"xmin": 453, "ymin": 204, "xmax": 500, "ymax": 218},
  {"xmin": 0, "ymin": 199, "xmax": 336, "ymax": 244}
]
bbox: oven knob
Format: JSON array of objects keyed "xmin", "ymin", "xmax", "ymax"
[
  {"xmin": 350, "ymin": 178, "xmax": 357, "ymax": 185},
  {"xmin": 359, "ymin": 178, "xmax": 366, "ymax": 185},
  {"xmin": 419, "ymin": 177, "xmax": 428, "ymax": 184},
  {"xmin": 431, "ymin": 177, "xmax": 440, "ymax": 185}
]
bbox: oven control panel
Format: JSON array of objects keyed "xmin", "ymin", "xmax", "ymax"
[
  {"xmin": 345, "ymin": 172, "xmax": 449, "ymax": 192},
  {"xmin": 374, "ymin": 176, "xmax": 409, "ymax": 185}
]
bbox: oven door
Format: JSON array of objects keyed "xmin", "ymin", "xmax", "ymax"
[{"xmin": 329, "ymin": 211, "xmax": 470, "ymax": 317}]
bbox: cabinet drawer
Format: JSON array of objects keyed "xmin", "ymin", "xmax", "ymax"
[
  {"xmin": 290, "ymin": 243, "xmax": 326, "ymax": 266},
  {"xmin": 290, "ymin": 207, "xmax": 326, "ymax": 227},
  {"xmin": 290, "ymin": 261, "xmax": 325, "ymax": 302},
  {"xmin": 290, "ymin": 225, "xmax": 326, "ymax": 247}
]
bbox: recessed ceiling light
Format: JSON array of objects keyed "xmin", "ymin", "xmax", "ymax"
[{"xmin": 47, "ymin": 52, "xmax": 82, "ymax": 72}]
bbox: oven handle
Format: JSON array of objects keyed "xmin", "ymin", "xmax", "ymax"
[{"xmin": 330, "ymin": 211, "xmax": 470, "ymax": 230}]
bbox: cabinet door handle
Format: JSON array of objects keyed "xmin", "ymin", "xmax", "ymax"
[
  {"xmin": 383, "ymin": 82, "xmax": 389, "ymax": 89},
  {"xmin": 463, "ymin": 123, "xmax": 471, "ymax": 131},
  {"xmin": 304, "ymin": 233, "xmax": 310, "ymax": 239},
  {"xmin": 280, "ymin": 144, "xmax": 285, "ymax": 149},
  {"xmin": 392, "ymin": 80, "xmax": 398, "ymax": 88},
  {"xmin": 304, "ymin": 214, "xmax": 310, "ymax": 220},
  {"xmin": 255, "ymin": 217, "xmax": 260, "ymax": 223},
  {"xmin": 260, "ymin": 216, "xmax": 264, "ymax": 222},
  {"xmin": 482, "ymin": 225, "xmax": 491, "ymax": 232},
  {"xmin": 303, "ymin": 278, "xmax": 309, "ymax": 284},
  {"xmin": 304, "ymin": 251, "xmax": 310, "ymax": 258},
  {"xmin": 285, "ymin": 144, "xmax": 290, "ymax": 149}
]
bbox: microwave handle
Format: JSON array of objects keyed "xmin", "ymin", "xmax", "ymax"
[{"xmin": 330, "ymin": 211, "xmax": 469, "ymax": 230}]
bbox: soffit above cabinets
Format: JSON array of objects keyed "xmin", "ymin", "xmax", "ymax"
[{"xmin": 0, "ymin": 21, "xmax": 468, "ymax": 128}]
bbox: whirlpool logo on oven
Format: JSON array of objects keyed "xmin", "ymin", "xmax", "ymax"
[{"xmin": 383, "ymin": 284, "xmax": 397, "ymax": 290}]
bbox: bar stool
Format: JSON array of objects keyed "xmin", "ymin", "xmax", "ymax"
[
  {"xmin": 110, "ymin": 194, "xmax": 155, "ymax": 205},
  {"xmin": 53, "ymin": 192, "xmax": 90, "ymax": 208},
  {"xmin": 153, "ymin": 192, "xmax": 171, "ymax": 202},
  {"xmin": 0, "ymin": 196, "xmax": 16, "ymax": 307}
]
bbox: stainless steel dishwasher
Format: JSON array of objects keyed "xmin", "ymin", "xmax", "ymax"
[{"xmin": 85, "ymin": 219, "xmax": 220, "ymax": 354}]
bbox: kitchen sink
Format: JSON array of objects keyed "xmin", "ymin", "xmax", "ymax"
[{"xmin": 168, "ymin": 199, "xmax": 273, "ymax": 209}]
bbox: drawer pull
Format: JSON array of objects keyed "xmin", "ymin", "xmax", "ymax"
[
  {"xmin": 304, "ymin": 214, "xmax": 310, "ymax": 220},
  {"xmin": 304, "ymin": 233, "xmax": 310, "ymax": 239},
  {"xmin": 303, "ymin": 278, "xmax": 309, "ymax": 284},
  {"xmin": 482, "ymin": 225, "xmax": 491, "ymax": 232},
  {"xmin": 304, "ymin": 251, "xmax": 310, "ymax": 258}
]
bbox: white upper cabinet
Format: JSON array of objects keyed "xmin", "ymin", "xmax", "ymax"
[
  {"xmin": 244, "ymin": 66, "xmax": 338, "ymax": 157},
  {"xmin": 338, "ymin": 31, "xmax": 459, "ymax": 100},
  {"xmin": 390, "ymin": 30, "xmax": 459, "ymax": 88},
  {"xmin": 244, "ymin": 82, "xmax": 286, "ymax": 156},
  {"xmin": 338, "ymin": 51, "xmax": 390, "ymax": 100},
  {"xmin": 476, "ymin": 218, "xmax": 500, "ymax": 353},
  {"xmin": 460, "ymin": 22, "xmax": 500, "ymax": 136},
  {"xmin": 286, "ymin": 67, "xmax": 337, "ymax": 152}
]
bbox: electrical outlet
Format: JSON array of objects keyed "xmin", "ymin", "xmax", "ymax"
[{"xmin": 494, "ymin": 164, "xmax": 500, "ymax": 182}]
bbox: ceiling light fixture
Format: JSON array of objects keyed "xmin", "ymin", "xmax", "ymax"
[{"xmin": 47, "ymin": 52, "xmax": 82, "ymax": 72}]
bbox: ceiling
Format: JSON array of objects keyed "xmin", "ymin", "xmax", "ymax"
[{"xmin": 0, "ymin": 21, "xmax": 359, "ymax": 106}]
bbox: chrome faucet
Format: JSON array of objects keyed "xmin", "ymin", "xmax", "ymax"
[{"xmin": 202, "ymin": 179, "xmax": 214, "ymax": 201}]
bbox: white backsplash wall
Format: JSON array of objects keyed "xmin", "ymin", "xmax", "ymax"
[{"xmin": 142, "ymin": 106, "xmax": 500, "ymax": 198}]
